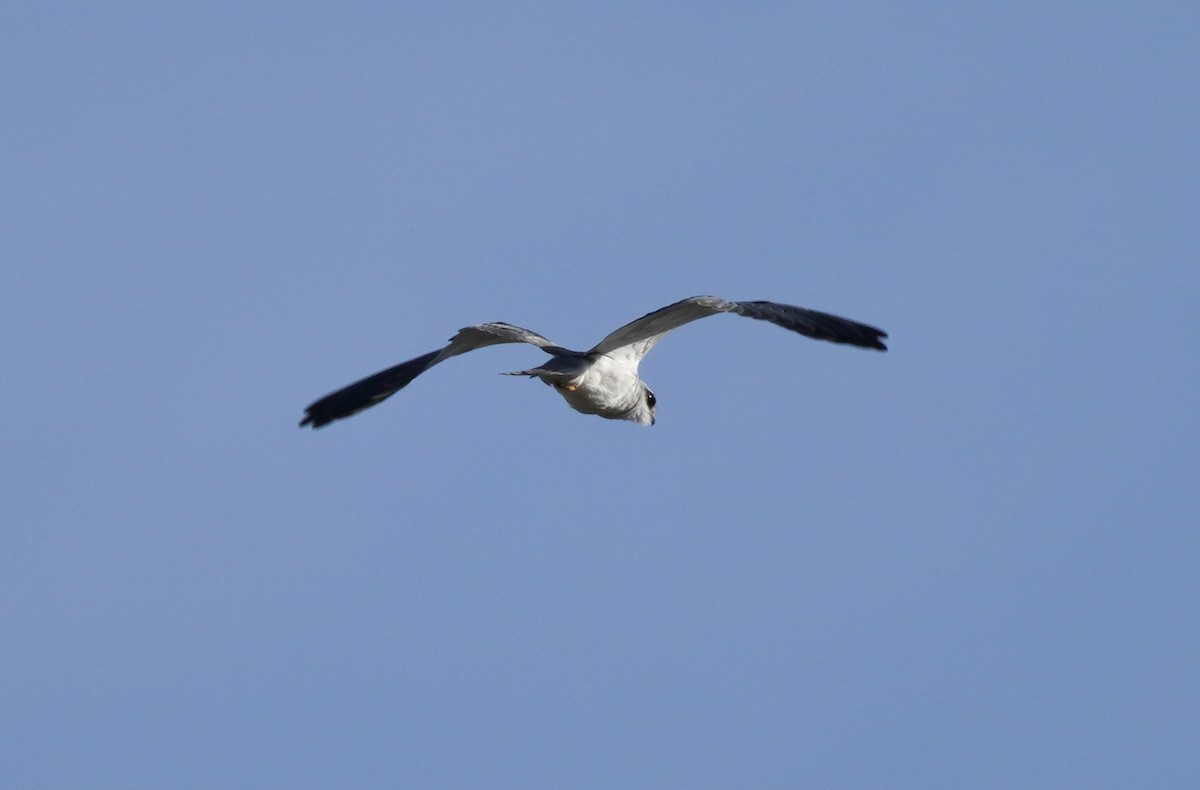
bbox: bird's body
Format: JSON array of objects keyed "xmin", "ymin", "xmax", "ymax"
[
  {"xmin": 300, "ymin": 295, "xmax": 886, "ymax": 429},
  {"xmin": 526, "ymin": 351, "xmax": 652, "ymax": 424}
]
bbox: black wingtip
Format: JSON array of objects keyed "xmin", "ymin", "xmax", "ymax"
[
  {"xmin": 298, "ymin": 401, "xmax": 337, "ymax": 429},
  {"xmin": 298, "ymin": 412, "xmax": 324, "ymax": 429},
  {"xmin": 298, "ymin": 349, "xmax": 442, "ymax": 430},
  {"xmin": 733, "ymin": 300, "xmax": 888, "ymax": 352}
]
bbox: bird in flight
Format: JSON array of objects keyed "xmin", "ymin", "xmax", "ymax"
[{"xmin": 300, "ymin": 295, "xmax": 887, "ymax": 428}]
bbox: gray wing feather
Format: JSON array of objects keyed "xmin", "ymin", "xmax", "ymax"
[
  {"xmin": 589, "ymin": 295, "xmax": 887, "ymax": 361},
  {"xmin": 300, "ymin": 322, "xmax": 570, "ymax": 428},
  {"xmin": 436, "ymin": 322, "xmax": 573, "ymax": 363}
]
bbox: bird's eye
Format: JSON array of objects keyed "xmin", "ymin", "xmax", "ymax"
[{"xmin": 645, "ymin": 390, "xmax": 657, "ymax": 408}]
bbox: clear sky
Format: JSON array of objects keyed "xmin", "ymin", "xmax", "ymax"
[{"xmin": 3, "ymin": 3, "xmax": 1198, "ymax": 788}]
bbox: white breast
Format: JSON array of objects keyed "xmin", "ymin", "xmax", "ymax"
[{"xmin": 555, "ymin": 354, "xmax": 643, "ymax": 419}]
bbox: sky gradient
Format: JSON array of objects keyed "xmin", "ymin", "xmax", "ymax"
[{"xmin": 3, "ymin": 4, "xmax": 1198, "ymax": 787}]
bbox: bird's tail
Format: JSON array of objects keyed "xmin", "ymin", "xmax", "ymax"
[
  {"xmin": 502, "ymin": 354, "xmax": 591, "ymax": 384},
  {"xmin": 501, "ymin": 367, "xmax": 567, "ymax": 386},
  {"xmin": 300, "ymin": 350, "xmax": 440, "ymax": 428}
]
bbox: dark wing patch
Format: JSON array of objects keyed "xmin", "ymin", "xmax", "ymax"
[
  {"xmin": 589, "ymin": 295, "xmax": 887, "ymax": 357},
  {"xmin": 299, "ymin": 350, "xmax": 440, "ymax": 428},
  {"xmin": 300, "ymin": 321, "xmax": 578, "ymax": 429},
  {"xmin": 729, "ymin": 300, "xmax": 887, "ymax": 350}
]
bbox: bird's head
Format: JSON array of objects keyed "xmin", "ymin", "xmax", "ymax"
[{"xmin": 627, "ymin": 384, "xmax": 657, "ymax": 426}]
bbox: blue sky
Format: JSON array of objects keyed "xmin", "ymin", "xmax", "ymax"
[{"xmin": 3, "ymin": 3, "xmax": 1198, "ymax": 787}]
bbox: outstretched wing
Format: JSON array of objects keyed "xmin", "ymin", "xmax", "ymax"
[
  {"xmin": 300, "ymin": 322, "xmax": 572, "ymax": 428},
  {"xmin": 589, "ymin": 295, "xmax": 888, "ymax": 361}
]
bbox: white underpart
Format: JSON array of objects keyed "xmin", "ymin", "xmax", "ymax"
[{"xmin": 550, "ymin": 353, "xmax": 649, "ymax": 423}]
